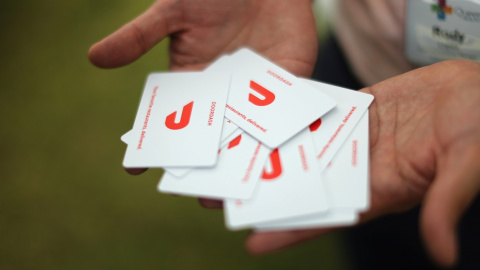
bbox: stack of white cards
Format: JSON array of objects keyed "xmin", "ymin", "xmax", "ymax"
[{"xmin": 121, "ymin": 48, "xmax": 374, "ymax": 231}]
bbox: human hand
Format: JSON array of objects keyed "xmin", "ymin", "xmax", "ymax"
[
  {"xmin": 243, "ymin": 60, "xmax": 480, "ymax": 268},
  {"xmin": 88, "ymin": 0, "xmax": 317, "ymax": 76}
]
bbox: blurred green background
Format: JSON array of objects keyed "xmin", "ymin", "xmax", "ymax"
[{"xmin": 0, "ymin": 1, "xmax": 348, "ymax": 269}]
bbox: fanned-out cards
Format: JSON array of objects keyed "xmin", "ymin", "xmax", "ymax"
[{"xmin": 120, "ymin": 48, "xmax": 374, "ymax": 231}]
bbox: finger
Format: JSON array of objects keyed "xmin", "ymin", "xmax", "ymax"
[
  {"xmin": 124, "ymin": 167, "xmax": 148, "ymax": 175},
  {"xmin": 88, "ymin": 1, "xmax": 181, "ymax": 68},
  {"xmin": 198, "ymin": 198, "xmax": 223, "ymax": 209},
  {"xmin": 420, "ymin": 140, "xmax": 480, "ymax": 267},
  {"xmin": 245, "ymin": 227, "xmax": 335, "ymax": 255}
]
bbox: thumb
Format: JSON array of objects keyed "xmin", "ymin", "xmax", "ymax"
[
  {"xmin": 88, "ymin": 1, "xmax": 182, "ymax": 68},
  {"xmin": 420, "ymin": 140, "xmax": 480, "ymax": 267}
]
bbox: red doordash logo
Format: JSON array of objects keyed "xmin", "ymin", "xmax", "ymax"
[
  {"xmin": 262, "ymin": 149, "xmax": 282, "ymax": 180},
  {"xmin": 165, "ymin": 101, "xmax": 194, "ymax": 130},
  {"xmin": 228, "ymin": 135, "xmax": 242, "ymax": 149},
  {"xmin": 249, "ymin": 81, "xmax": 275, "ymax": 106}
]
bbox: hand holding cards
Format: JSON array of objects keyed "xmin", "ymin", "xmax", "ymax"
[{"xmin": 121, "ymin": 48, "xmax": 374, "ymax": 231}]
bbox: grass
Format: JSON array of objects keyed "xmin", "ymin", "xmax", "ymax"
[{"xmin": 0, "ymin": 1, "xmax": 347, "ymax": 269}]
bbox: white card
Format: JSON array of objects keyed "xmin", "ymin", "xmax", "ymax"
[
  {"xmin": 120, "ymin": 54, "xmax": 235, "ymax": 145},
  {"xmin": 165, "ymin": 119, "xmax": 241, "ymax": 177},
  {"xmin": 254, "ymin": 209, "xmax": 358, "ymax": 231},
  {"xmin": 123, "ymin": 72, "xmax": 230, "ymax": 168},
  {"xmin": 224, "ymin": 129, "xmax": 329, "ymax": 230},
  {"xmin": 223, "ymin": 48, "xmax": 336, "ymax": 148},
  {"xmin": 158, "ymin": 133, "xmax": 270, "ymax": 200},
  {"xmin": 302, "ymin": 78, "xmax": 373, "ymax": 172}
]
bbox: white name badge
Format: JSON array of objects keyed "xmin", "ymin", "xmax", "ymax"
[{"xmin": 405, "ymin": 0, "xmax": 480, "ymax": 66}]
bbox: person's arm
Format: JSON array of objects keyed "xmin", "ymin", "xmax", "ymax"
[{"xmin": 245, "ymin": 59, "xmax": 480, "ymax": 268}]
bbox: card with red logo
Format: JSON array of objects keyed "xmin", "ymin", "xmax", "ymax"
[
  {"xmin": 166, "ymin": 119, "xmax": 242, "ymax": 177},
  {"xmin": 224, "ymin": 129, "xmax": 329, "ymax": 230},
  {"xmin": 158, "ymin": 132, "xmax": 270, "ymax": 200},
  {"xmin": 252, "ymin": 111, "xmax": 369, "ymax": 231},
  {"xmin": 302, "ymin": 78, "xmax": 373, "ymax": 173},
  {"xmin": 123, "ymin": 72, "xmax": 230, "ymax": 168},
  {"xmin": 223, "ymin": 48, "xmax": 336, "ymax": 149}
]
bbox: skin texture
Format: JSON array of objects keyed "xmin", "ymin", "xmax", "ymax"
[{"xmin": 89, "ymin": 1, "xmax": 480, "ymax": 267}]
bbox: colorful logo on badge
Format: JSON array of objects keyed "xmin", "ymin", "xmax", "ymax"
[{"xmin": 431, "ymin": 0, "xmax": 453, "ymax": 20}]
